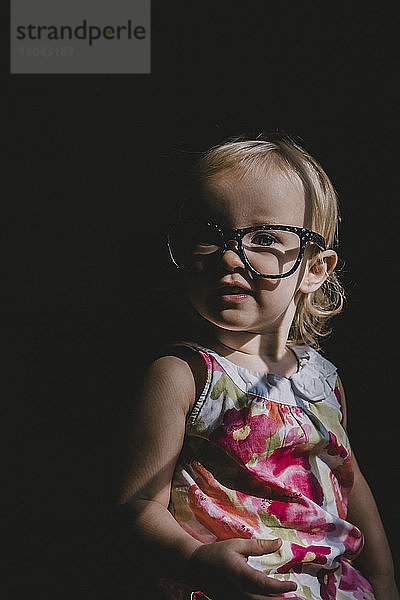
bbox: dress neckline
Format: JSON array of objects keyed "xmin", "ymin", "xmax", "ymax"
[
  {"xmin": 192, "ymin": 342, "xmax": 312, "ymax": 382},
  {"xmin": 175, "ymin": 340, "xmax": 338, "ymax": 405}
]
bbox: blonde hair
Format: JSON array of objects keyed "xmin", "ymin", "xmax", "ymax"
[{"xmin": 182, "ymin": 135, "xmax": 345, "ymax": 349}]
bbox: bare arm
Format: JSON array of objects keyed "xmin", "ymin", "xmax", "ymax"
[
  {"xmin": 347, "ymin": 454, "xmax": 398, "ymax": 599},
  {"xmin": 117, "ymin": 354, "xmax": 204, "ymax": 574},
  {"xmin": 337, "ymin": 378, "xmax": 399, "ymax": 600},
  {"xmin": 116, "ymin": 353, "xmax": 299, "ymax": 599}
]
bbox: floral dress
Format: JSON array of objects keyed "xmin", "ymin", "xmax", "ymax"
[{"xmin": 160, "ymin": 342, "xmax": 375, "ymax": 600}]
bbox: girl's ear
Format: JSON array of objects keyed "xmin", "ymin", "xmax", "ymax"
[{"xmin": 299, "ymin": 250, "xmax": 338, "ymax": 294}]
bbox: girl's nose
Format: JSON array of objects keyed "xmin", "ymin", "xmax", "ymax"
[{"xmin": 220, "ymin": 241, "xmax": 246, "ymax": 271}]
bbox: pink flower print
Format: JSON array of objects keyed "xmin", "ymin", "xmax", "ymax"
[
  {"xmin": 188, "ymin": 483, "xmax": 254, "ymax": 540},
  {"xmin": 317, "ymin": 568, "xmax": 338, "ymax": 600},
  {"xmin": 329, "ymin": 469, "xmax": 346, "ymax": 520},
  {"xmin": 298, "ymin": 519, "xmax": 337, "ymax": 544},
  {"xmin": 209, "ymin": 355, "xmax": 225, "ymax": 373},
  {"xmin": 339, "ymin": 558, "xmax": 375, "ymax": 600},
  {"xmin": 267, "ymin": 494, "xmax": 335, "ymax": 540},
  {"xmin": 252, "ymin": 445, "xmax": 324, "ymax": 505},
  {"xmin": 326, "ymin": 432, "xmax": 348, "ymax": 459},
  {"xmin": 277, "ymin": 543, "xmax": 330, "ymax": 574},
  {"xmin": 340, "ymin": 524, "xmax": 364, "ymax": 560},
  {"xmin": 189, "ymin": 460, "xmax": 260, "ymax": 530},
  {"xmin": 320, "ymin": 432, "xmax": 354, "ymax": 520},
  {"xmin": 331, "ymin": 455, "xmax": 354, "ymax": 489},
  {"xmin": 210, "ymin": 406, "xmax": 282, "ymax": 465},
  {"xmin": 284, "ymin": 421, "xmax": 312, "ymax": 446}
]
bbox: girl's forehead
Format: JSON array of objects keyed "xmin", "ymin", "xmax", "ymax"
[{"xmin": 197, "ymin": 166, "xmax": 307, "ymax": 228}]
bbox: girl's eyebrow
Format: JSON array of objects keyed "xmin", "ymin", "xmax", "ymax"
[
  {"xmin": 203, "ymin": 217, "xmax": 288, "ymax": 228},
  {"xmin": 244, "ymin": 218, "xmax": 282, "ymax": 227}
]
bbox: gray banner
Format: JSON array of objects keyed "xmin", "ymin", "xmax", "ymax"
[{"xmin": 11, "ymin": 0, "xmax": 151, "ymax": 74}]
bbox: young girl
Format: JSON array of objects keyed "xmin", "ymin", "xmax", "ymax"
[{"xmin": 118, "ymin": 137, "xmax": 398, "ymax": 599}]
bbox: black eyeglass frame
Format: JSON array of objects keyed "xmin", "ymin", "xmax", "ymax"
[{"xmin": 167, "ymin": 220, "xmax": 327, "ymax": 279}]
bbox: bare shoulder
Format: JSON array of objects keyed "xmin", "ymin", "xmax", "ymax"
[
  {"xmin": 142, "ymin": 347, "xmax": 208, "ymax": 415},
  {"xmin": 118, "ymin": 350, "xmax": 207, "ymax": 505}
]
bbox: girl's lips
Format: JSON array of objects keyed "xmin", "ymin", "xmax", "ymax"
[
  {"xmin": 215, "ymin": 285, "xmax": 254, "ymax": 295},
  {"xmin": 219, "ymin": 293, "xmax": 251, "ymax": 303},
  {"xmin": 213, "ymin": 285, "xmax": 254, "ymax": 302}
]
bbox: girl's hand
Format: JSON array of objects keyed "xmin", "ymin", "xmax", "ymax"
[{"xmin": 188, "ymin": 537, "xmax": 299, "ymax": 599}]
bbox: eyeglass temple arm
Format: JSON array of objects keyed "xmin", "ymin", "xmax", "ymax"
[{"xmin": 308, "ymin": 231, "xmax": 326, "ymax": 250}]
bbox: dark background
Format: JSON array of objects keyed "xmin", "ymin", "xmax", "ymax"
[{"xmin": 6, "ymin": 2, "xmax": 399, "ymax": 598}]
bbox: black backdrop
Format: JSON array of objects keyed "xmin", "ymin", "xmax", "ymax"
[{"xmin": 6, "ymin": 2, "xmax": 399, "ymax": 598}]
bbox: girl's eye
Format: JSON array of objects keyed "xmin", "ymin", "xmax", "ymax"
[
  {"xmin": 250, "ymin": 232, "xmax": 277, "ymax": 247},
  {"xmin": 193, "ymin": 242, "xmax": 220, "ymax": 255}
]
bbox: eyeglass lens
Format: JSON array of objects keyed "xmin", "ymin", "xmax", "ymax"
[{"xmin": 169, "ymin": 222, "xmax": 302, "ymax": 277}]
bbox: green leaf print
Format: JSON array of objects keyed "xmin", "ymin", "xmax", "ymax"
[
  {"xmin": 299, "ymin": 584, "xmax": 320, "ymax": 600},
  {"xmin": 246, "ymin": 430, "xmax": 283, "ymax": 466},
  {"xmin": 259, "ymin": 511, "xmax": 302, "ymax": 544},
  {"xmin": 247, "ymin": 453, "xmax": 259, "ymax": 468},
  {"xmin": 336, "ymin": 591, "xmax": 352, "ymax": 600},
  {"xmin": 210, "ymin": 373, "xmax": 248, "ymax": 409},
  {"xmin": 262, "ymin": 430, "xmax": 282, "ymax": 457}
]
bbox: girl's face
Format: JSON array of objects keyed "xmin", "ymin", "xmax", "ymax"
[{"xmin": 183, "ymin": 164, "xmax": 313, "ymax": 339}]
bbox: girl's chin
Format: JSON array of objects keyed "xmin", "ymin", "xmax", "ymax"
[
  {"xmin": 190, "ymin": 301, "xmax": 260, "ymax": 332},
  {"xmin": 203, "ymin": 313, "xmax": 257, "ymax": 332}
]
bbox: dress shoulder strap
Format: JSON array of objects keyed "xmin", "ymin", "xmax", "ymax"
[{"xmin": 164, "ymin": 341, "xmax": 216, "ymax": 427}]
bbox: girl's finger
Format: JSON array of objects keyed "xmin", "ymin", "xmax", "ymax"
[
  {"xmin": 251, "ymin": 596, "xmax": 303, "ymax": 600},
  {"xmin": 232, "ymin": 540, "xmax": 298, "ymax": 596},
  {"xmin": 247, "ymin": 596, "xmax": 302, "ymax": 600},
  {"xmin": 242, "ymin": 574, "xmax": 297, "ymax": 596},
  {"xmin": 214, "ymin": 591, "xmax": 302, "ymax": 600},
  {"xmin": 236, "ymin": 537, "xmax": 283, "ymax": 557},
  {"xmin": 235, "ymin": 561, "xmax": 297, "ymax": 596}
]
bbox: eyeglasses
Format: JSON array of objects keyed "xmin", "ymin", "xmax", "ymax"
[{"xmin": 167, "ymin": 220, "xmax": 326, "ymax": 279}]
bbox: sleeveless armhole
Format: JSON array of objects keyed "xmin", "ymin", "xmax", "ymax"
[
  {"xmin": 334, "ymin": 375, "xmax": 347, "ymax": 428},
  {"xmin": 187, "ymin": 349, "xmax": 213, "ymax": 427},
  {"xmin": 167, "ymin": 342, "xmax": 213, "ymax": 429}
]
